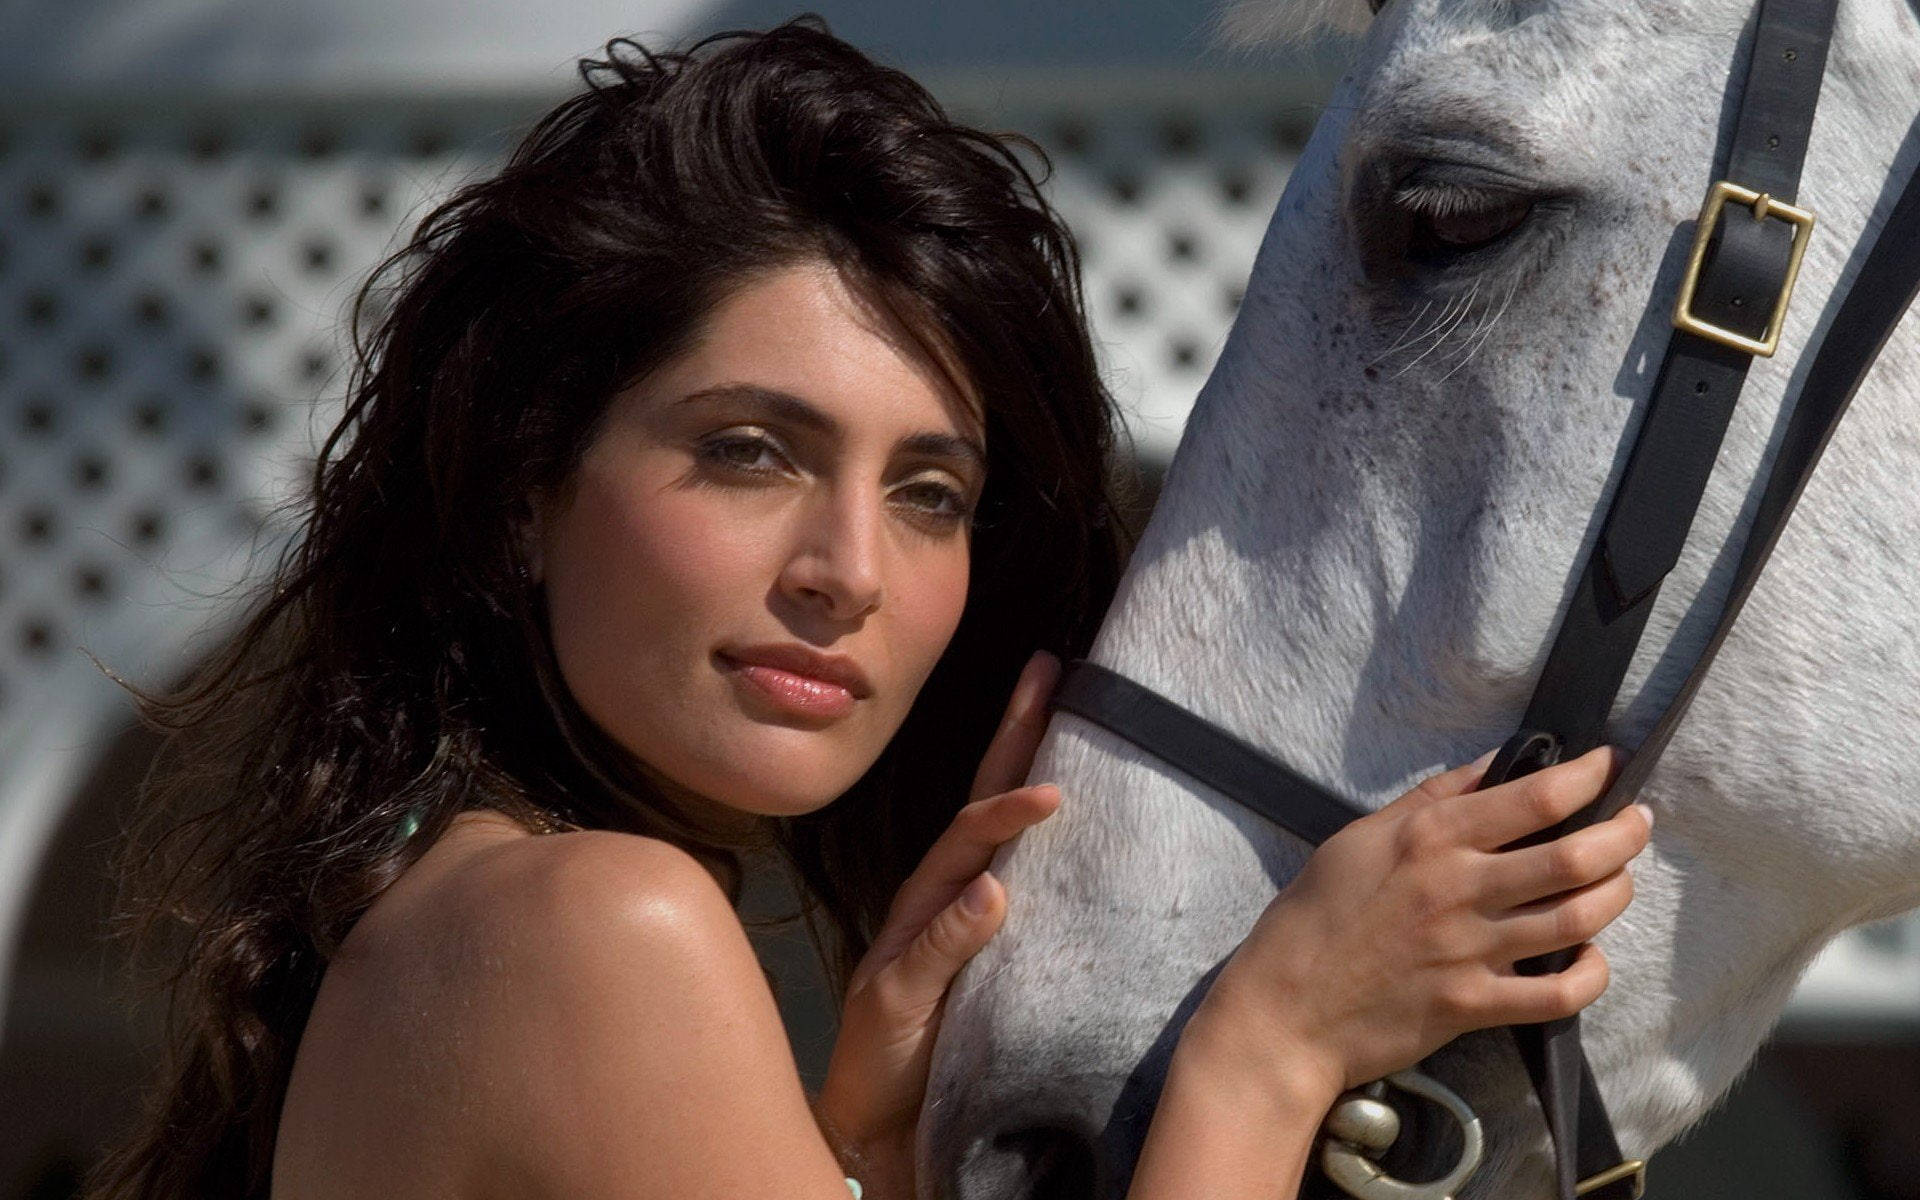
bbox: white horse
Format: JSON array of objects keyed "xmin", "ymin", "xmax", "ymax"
[{"xmin": 920, "ymin": 0, "xmax": 1920, "ymax": 1195}]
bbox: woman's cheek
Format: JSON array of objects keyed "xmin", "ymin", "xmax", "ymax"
[
  {"xmin": 901, "ymin": 546, "xmax": 971, "ymax": 677},
  {"xmin": 543, "ymin": 467, "xmax": 749, "ymax": 681},
  {"xmin": 623, "ymin": 494, "xmax": 768, "ymax": 598}
]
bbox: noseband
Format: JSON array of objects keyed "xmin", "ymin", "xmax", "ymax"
[{"xmin": 1049, "ymin": 0, "xmax": 1920, "ymax": 1196}]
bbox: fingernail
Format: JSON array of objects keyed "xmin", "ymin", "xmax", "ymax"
[
  {"xmin": 960, "ymin": 873, "xmax": 995, "ymax": 917},
  {"xmin": 1632, "ymin": 802, "xmax": 1655, "ymax": 831},
  {"xmin": 1033, "ymin": 651, "xmax": 1062, "ymax": 686}
]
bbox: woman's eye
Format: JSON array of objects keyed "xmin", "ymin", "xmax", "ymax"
[
  {"xmin": 696, "ymin": 430, "xmax": 788, "ymax": 475},
  {"xmin": 892, "ymin": 479, "xmax": 974, "ymax": 526}
]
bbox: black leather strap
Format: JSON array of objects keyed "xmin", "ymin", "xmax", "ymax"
[
  {"xmin": 1494, "ymin": 3, "xmax": 1836, "ymax": 1194},
  {"xmin": 1519, "ymin": 0, "xmax": 1835, "ymax": 781},
  {"xmin": 1052, "ymin": 663, "xmax": 1368, "ymax": 844},
  {"xmin": 1595, "ymin": 146, "xmax": 1920, "ymax": 825}
]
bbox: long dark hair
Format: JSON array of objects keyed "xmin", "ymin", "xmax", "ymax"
[{"xmin": 85, "ymin": 17, "xmax": 1127, "ymax": 1200}]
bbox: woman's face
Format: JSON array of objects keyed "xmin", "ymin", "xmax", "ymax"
[{"xmin": 534, "ymin": 259, "xmax": 985, "ymax": 821}]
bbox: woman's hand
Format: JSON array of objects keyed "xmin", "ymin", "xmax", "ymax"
[
  {"xmin": 1190, "ymin": 745, "xmax": 1654, "ymax": 1107},
  {"xmin": 815, "ymin": 651, "xmax": 1064, "ymax": 1198}
]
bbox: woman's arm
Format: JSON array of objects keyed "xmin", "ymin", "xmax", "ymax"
[
  {"xmin": 1124, "ymin": 747, "xmax": 1651, "ymax": 1200},
  {"xmin": 1127, "ymin": 1007, "xmax": 1342, "ymax": 1197}
]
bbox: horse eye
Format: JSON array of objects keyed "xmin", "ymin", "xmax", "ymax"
[
  {"xmin": 1395, "ymin": 186, "xmax": 1535, "ymax": 258},
  {"xmin": 1350, "ymin": 157, "xmax": 1557, "ymax": 283},
  {"xmin": 1415, "ymin": 195, "xmax": 1533, "ymax": 252}
]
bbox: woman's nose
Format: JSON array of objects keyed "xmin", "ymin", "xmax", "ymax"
[{"xmin": 777, "ymin": 490, "xmax": 884, "ymax": 622}]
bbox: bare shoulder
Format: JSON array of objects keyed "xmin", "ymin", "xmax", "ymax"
[
  {"xmin": 281, "ymin": 821, "xmax": 850, "ymax": 1200},
  {"xmin": 433, "ymin": 824, "xmax": 746, "ymax": 966},
  {"xmin": 331, "ymin": 820, "xmax": 753, "ymax": 1014},
  {"xmin": 364, "ymin": 822, "xmax": 768, "ymax": 1051}
]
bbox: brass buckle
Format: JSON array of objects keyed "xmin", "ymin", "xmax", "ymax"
[
  {"xmin": 1671, "ymin": 180, "xmax": 1815, "ymax": 357},
  {"xmin": 1574, "ymin": 1158, "xmax": 1647, "ymax": 1200}
]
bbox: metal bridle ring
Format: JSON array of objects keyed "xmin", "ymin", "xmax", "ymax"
[{"xmin": 1319, "ymin": 1069, "xmax": 1485, "ymax": 1200}]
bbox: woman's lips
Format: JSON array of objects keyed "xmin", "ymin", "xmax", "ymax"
[{"xmin": 716, "ymin": 648, "xmax": 868, "ymax": 723}]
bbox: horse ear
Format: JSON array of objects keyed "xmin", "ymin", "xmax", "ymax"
[{"xmin": 1211, "ymin": 0, "xmax": 1373, "ymax": 48}]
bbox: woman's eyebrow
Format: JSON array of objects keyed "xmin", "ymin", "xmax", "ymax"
[
  {"xmin": 899, "ymin": 431, "xmax": 986, "ymax": 472},
  {"xmin": 678, "ymin": 383, "xmax": 837, "ymax": 434},
  {"xmin": 680, "ymin": 383, "xmax": 985, "ymax": 468}
]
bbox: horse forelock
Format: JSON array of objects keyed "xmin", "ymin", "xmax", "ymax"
[{"xmin": 1214, "ymin": 0, "xmax": 1374, "ymax": 46}]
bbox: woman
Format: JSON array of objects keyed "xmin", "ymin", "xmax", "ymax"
[{"xmin": 87, "ymin": 19, "xmax": 1651, "ymax": 1200}]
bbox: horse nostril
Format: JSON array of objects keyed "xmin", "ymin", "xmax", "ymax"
[
  {"xmin": 1001, "ymin": 1124, "xmax": 1098, "ymax": 1200},
  {"xmin": 953, "ymin": 1120, "xmax": 1100, "ymax": 1200}
]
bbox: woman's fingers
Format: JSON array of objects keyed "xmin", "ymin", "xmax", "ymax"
[
  {"xmin": 1475, "ymin": 941, "xmax": 1613, "ymax": 1027},
  {"xmin": 871, "ymin": 872, "xmax": 1006, "ymax": 1018},
  {"xmin": 969, "ymin": 651, "xmax": 1062, "ymax": 802},
  {"xmin": 1426, "ymin": 746, "xmax": 1627, "ymax": 852},
  {"xmin": 853, "ymin": 649, "xmax": 1066, "ymax": 995},
  {"xmin": 865, "ymin": 786, "xmax": 1060, "ymax": 967},
  {"xmin": 1479, "ymin": 802, "xmax": 1653, "ymax": 910},
  {"xmin": 1488, "ymin": 867, "xmax": 1636, "ymax": 961},
  {"xmin": 1378, "ymin": 747, "xmax": 1502, "ymax": 816},
  {"xmin": 908, "ymin": 786, "xmax": 1060, "ymax": 898}
]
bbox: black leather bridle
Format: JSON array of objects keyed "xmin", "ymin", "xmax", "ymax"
[{"xmin": 1048, "ymin": 1, "xmax": 1920, "ymax": 1197}]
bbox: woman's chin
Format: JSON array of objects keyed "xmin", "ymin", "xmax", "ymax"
[
  {"xmin": 683, "ymin": 751, "xmax": 872, "ymax": 822},
  {"xmin": 723, "ymin": 761, "xmax": 866, "ymax": 817},
  {"xmin": 609, "ymin": 698, "xmax": 896, "ymax": 825},
  {"xmin": 704, "ymin": 722, "xmax": 888, "ymax": 817}
]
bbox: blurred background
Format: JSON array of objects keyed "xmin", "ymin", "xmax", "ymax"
[{"xmin": 0, "ymin": 1, "xmax": 1915, "ymax": 1196}]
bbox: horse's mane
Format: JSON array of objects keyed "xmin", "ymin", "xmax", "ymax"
[{"xmin": 1215, "ymin": 0, "xmax": 1373, "ymax": 45}]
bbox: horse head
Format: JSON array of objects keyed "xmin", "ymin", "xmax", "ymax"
[{"xmin": 922, "ymin": 0, "xmax": 1920, "ymax": 1196}]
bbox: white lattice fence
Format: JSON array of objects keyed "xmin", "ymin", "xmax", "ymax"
[{"xmin": 0, "ymin": 97, "xmax": 563, "ymax": 1016}]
